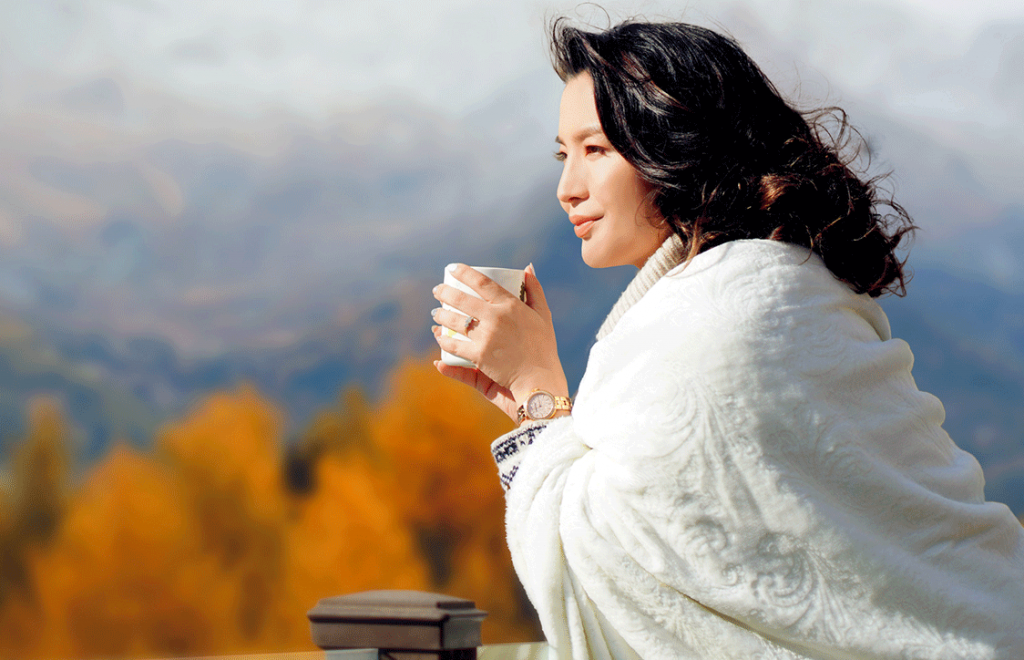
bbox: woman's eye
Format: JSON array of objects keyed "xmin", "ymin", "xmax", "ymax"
[
  {"xmin": 585, "ymin": 145, "xmax": 606, "ymax": 155},
  {"xmin": 553, "ymin": 151, "xmax": 567, "ymax": 162}
]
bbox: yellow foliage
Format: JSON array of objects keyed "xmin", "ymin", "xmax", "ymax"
[
  {"xmin": 0, "ymin": 360, "xmax": 540, "ymax": 660},
  {"xmin": 157, "ymin": 384, "xmax": 288, "ymax": 544},
  {"xmin": 20, "ymin": 445, "xmax": 224, "ymax": 658},
  {"xmin": 371, "ymin": 359, "xmax": 533, "ymax": 643},
  {"xmin": 155, "ymin": 386, "xmax": 295, "ymax": 651},
  {"xmin": 300, "ymin": 386, "xmax": 375, "ymax": 460},
  {"xmin": 373, "ymin": 358, "xmax": 514, "ymax": 530},
  {"xmin": 281, "ymin": 453, "xmax": 431, "ymax": 648}
]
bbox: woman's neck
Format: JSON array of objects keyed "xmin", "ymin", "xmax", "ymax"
[{"xmin": 596, "ymin": 233, "xmax": 688, "ymax": 341}]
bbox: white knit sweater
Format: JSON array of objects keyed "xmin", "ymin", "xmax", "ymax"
[{"xmin": 490, "ymin": 238, "xmax": 1024, "ymax": 659}]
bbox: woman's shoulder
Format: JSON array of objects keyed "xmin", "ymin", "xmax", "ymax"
[
  {"xmin": 586, "ymin": 238, "xmax": 895, "ymax": 395},
  {"xmin": 660, "ymin": 238, "xmax": 842, "ymax": 299},
  {"xmin": 641, "ymin": 238, "xmax": 891, "ymax": 341}
]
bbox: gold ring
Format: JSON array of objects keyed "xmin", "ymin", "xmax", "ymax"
[{"xmin": 464, "ymin": 315, "xmax": 478, "ymax": 332}]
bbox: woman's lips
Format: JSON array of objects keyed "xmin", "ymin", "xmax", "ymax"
[{"xmin": 571, "ymin": 216, "xmax": 598, "ymax": 238}]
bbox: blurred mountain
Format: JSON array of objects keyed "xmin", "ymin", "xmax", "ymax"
[
  {"xmin": 0, "ymin": 101, "xmax": 515, "ymax": 356},
  {"xmin": 2, "ymin": 192, "xmax": 631, "ymax": 452},
  {"xmin": 4, "ymin": 213, "xmax": 1023, "ymax": 514},
  {"xmin": 911, "ymin": 205, "xmax": 1024, "ymax": 292},
  {"xmin": 0, "ymin": 69, "xmax": 1021, "ymax": 513},
  {"xmin": 0, "ymin": 312, "xmax": 161, "ymax": 461}
]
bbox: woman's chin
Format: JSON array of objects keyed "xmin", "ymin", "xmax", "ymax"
[
  {"xmin": 581, "ymin": 243, "xmax": 627, "ymax": 269},
  {"xmin": 580, "ymin": 245, "xmax": 609, "ymax": 269}
]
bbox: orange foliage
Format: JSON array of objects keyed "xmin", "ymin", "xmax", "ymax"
[
  {"xmin": 20, "ymin": 446, "xmax": 222, "ymax": 658},
  {"xmin": 0, "ymin": 359, "xmax": 540, "ymax": 660},
  {"xmin": 155, "ymin": 386, "xmax": 292, "ymax": 650},
  {"xmin": 371, "ymin": 359, "xmax": 532, "ymax": 642},
  {"xmin": 374, "ymin": 359, "xmax": 514, "ymax": 530},
  {"xmin": 282, "ymin": 452, "xmax": 430, "ymax": 629}
]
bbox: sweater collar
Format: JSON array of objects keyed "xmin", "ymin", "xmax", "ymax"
[{"xmin": 596, "ymin": 233, "xmax": 688, "ymax": 341}]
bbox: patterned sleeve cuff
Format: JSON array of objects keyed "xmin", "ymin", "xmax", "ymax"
[{"xmin": 490, "ymin": 420, "xmax": 553, "ymax": 492}]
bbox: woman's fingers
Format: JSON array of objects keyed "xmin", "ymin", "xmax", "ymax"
[
  {"xmin": 444, "ymin": 263, "xmax": 516, "ymax": 303},
  {"xmin": 431, "ymin": 307, "xmax": 478, "ymax": 337},
  {"xmin": 433, "ymin": 264, "xmax": 532, "ymax": 324},
  {"xmin": 432, "ymin": 283, "xmax": 487, "ymax": 319},
  {"xmin": 433, "ymin": 324, "xmax": 478, "ymax": 364},
  {"xmin": 432, "ymin": 359, "xmax": 519, "ymax": 421},
  {"xmin": 433, "ymin": 358, "xmax": 478, "ymax": 385}
]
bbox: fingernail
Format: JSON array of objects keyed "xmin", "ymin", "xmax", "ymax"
[
  {"xmin": 445, "ymin": 263, "xmax": 458, "ymax": 273},
  {"xmin": 432, "ymin": 285, "xmax": 440, "ymax": 295},
  {"xmin": 527, "ymin": 262, "xmax": 536, "ymax": 277},
  {"xmin": 430, "ymin": 307, "xmax": 440, "ymax": 319},
  {"xmin": 431, "ymin": 325, "xmax": 440, "ymax": 335}
]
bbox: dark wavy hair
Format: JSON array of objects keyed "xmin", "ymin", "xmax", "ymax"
[{"xmin": 550, "ymin": 19, "xmax": 915, "ymax": 297}]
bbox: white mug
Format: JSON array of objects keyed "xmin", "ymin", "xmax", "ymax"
[{"xmin": 440, "ymin": 265, "xmax": 527, "ymax": 368}]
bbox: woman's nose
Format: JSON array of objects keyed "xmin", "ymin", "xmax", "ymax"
[{"xmin": 556, "ymin": 157, "xmax": 587, "ymax": 206}]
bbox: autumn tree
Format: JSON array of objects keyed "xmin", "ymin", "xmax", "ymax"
[
  {"xmin": 17, "ymin": 445, "xmax": 224, "ymax": 659},
  {"xmin": 0, "ymin": 398, "xmax": 72, "ymax": 605},
  {"xmin": 0, "ymin": 399, "xmax": 74, "ymax": 655},
  {"xmin": 370, "ymin": 358, "xmax": 539, "ymax": 642},
  {"xmin": 286, "ymin": 386, "xmax": 375, "ymax": 494},
  {"xmin": 155, "ymin": 385, "xmax": 295, "ymax": 652},
  {"xmin": 281, "ymin": 451, "xmax": 431, "ymax": 647}
]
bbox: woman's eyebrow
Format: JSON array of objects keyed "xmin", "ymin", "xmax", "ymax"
[{"xmin": 555, "ymin": 124, "xmax": 604, "ymax": 145}]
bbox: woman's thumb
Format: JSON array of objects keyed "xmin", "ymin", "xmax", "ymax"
[{"xmin": 524, "ymin": 263, "xmax": 550, "ymax": 314}]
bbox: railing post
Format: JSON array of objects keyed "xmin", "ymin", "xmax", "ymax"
[{"xmin": 308, "ymin": 590, "xmax": 487, "ymax": 659}]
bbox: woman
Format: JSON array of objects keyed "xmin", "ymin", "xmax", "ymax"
[{"xmin": 431, "ymin": 20, "xmax": 1024, "ymax": 660}]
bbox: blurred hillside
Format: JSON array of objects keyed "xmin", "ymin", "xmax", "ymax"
[
  {"xmin": 0, "ymin": 72, "xmax": 1022, "ymax": 512},
  {"xmin": 2, "ymin": 248, "xmax": 1023, "ymax": 515},
  {"xmin": 0, "ymin": 82, "xmax": 546, "ymax": 356}
]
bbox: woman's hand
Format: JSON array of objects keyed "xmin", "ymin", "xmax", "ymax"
[
  {"xmin": 430, "ymin": 362, "xmax": 521, "ymax": 421},
  {"xmin": 431, "ymin": 263, "xmax": 569, "ymax": 422}
]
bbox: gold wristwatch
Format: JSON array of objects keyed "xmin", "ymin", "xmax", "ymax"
[{"xmin": 516, "ymin": 389, "xmax": 573, "ymax": 425}]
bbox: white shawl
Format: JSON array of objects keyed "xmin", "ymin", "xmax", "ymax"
[{"xmin": 493, "ymin": 239, "xmax": 1024, "ymax": 659}]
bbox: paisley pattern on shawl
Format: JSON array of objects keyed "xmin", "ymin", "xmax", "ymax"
[{"xmin": 496, "ymin": 239, "xmax": 1024, "ymax": 660}]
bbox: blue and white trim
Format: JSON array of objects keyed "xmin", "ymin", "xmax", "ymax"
[{"xmin": 490, "ymin": 421, "xmax": 552, "ymax": 491}]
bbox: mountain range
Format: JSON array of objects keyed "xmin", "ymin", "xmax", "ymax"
[
  {"xmin": 2, "ymin": 205, "xmax": 1022, "ymax": 514},
  {"xmin": 0, "ymin": 70, "xmax": 1021, "ymax": 514}
]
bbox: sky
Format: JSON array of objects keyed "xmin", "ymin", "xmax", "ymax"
[
  {"xmin": 3, "ymin": 0, "xmax": 1022, "ymax": 191},
  {"xmin": 3, "ymin": 0, "xmax": 1021, "ymax": 117}
]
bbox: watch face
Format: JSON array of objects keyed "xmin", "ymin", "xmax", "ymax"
[{"xmin": 526, "ymin": 392, "xmax": 555, "ymax": 419}]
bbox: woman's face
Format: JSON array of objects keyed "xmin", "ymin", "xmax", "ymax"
[{"xmin": 556, "ymin": 72, "xmax": 670, "ymax": 269}]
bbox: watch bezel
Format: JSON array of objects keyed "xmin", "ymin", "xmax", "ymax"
[{"xmin": 525, "ymin": 390, "xmax": 556, "ymax": 420}]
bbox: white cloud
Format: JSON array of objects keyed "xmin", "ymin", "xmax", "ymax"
[
  {"xmin": 2, "ymin": 0, "xmax": 1022, "ymax": 209},
  {"xmin": 3, "ymin": 0, "xmax": 1022, "ymax": 121}
]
